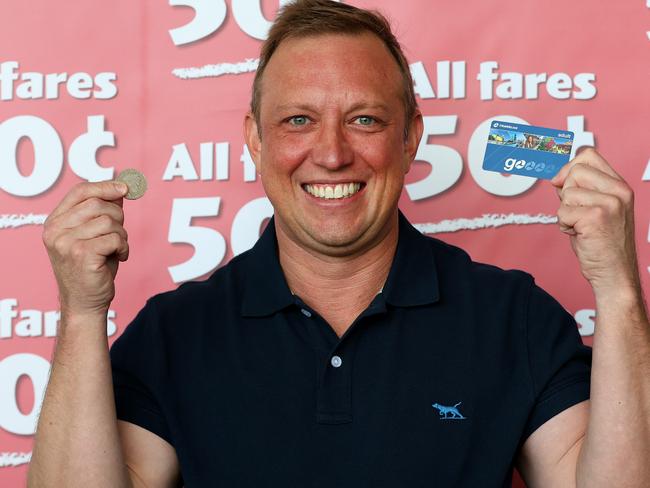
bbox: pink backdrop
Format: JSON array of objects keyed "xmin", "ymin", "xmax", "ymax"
[{"xmin": 2, "ymin": 1, "xmax": 649, "ymax": 486}]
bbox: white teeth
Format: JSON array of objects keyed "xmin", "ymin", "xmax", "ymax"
[{"xmin": 304, "ymin": 182, "xmax": 362, "ymax": 200}]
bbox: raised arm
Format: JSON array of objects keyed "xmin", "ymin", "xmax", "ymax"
[
  {"xmin": 28, "ymin": 182, "xmax": 181, "ymax": 488},
  {"xmin": 518, "ymin": 148, "xmax": 650, "ymax": 487}
]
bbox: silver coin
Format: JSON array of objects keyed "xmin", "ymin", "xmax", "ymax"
[{"xmin": 116, "ymin": 169, "xmax": 147, "ymax": 200}]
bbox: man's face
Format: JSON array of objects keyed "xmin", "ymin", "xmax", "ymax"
[{"xmin": 245, "ymin": 32, "xmax": 422, "ymax": 256}]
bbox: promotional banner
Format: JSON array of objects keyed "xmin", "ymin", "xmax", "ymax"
[{"xmin": 1, "ymin": 1, "xmax": 649, "ymax": 486}]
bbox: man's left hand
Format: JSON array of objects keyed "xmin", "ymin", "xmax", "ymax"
[{"xmin": 551, "ymin": 147, "xmax": 639, "ymax": 295}]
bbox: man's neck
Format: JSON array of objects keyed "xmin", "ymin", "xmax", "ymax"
[{"xmin": 276, "ymin": 218, "xmax": 399, "ymax": 338}]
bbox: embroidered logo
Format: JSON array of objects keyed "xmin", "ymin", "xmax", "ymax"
[{"xmin": 432, "ymin": 402, "xmax": 466, "ymax": 420}]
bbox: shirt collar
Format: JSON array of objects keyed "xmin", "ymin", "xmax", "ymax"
[
  {"xmin": 240, "ymin": 211, "xmax": 440, "ymax": 317},
  {"xmin": 382, "ymin": 211, "xmax": 440, "ymax": 307},
  {"xmin": 241, "ymin": 218, "xmax": 295, "ymax": 317}
]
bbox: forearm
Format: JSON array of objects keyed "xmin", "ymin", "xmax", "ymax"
[
  {"xmin": 28, "ymin": 313, "xmax": 132, "ymax": 488},
  {"xmin": 577, "ymin": 287, "xmax": 650, "ymax": 488}
]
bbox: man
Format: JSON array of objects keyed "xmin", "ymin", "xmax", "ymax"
[{"xmin": 29, "ymin": 0, "xmax": 650, "ymax": 486}]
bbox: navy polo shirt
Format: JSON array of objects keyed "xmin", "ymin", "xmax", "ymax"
[{"xmin": 110, "ymin": 212, "xmax": 591, "ymax": 487}]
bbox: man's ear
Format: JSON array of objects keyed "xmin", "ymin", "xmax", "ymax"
[
  {"xmin": 403, "ymin": 111, "xmax": 424, "ymax": 173},
  {"xmin": 244, "ymin": 112, "xmax": 262, "ymax": 174}
]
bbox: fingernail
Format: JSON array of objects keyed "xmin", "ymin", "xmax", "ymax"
[{"xmin": 114, "ymin": 182, "xmax": 128, "ymax": 194}]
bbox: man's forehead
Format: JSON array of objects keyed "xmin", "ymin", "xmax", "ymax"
[
  {"xmin": 260, "ymin": 32, "xmax": 403, "ymax": 101},
  {"xmin": 270, "ymin": 31, "xmax": 392, "ymax": 65}
]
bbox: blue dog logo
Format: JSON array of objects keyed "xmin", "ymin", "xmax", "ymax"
[{"xmin": 432, "ymin": 402, "xmax": 466, "ymax": 420}]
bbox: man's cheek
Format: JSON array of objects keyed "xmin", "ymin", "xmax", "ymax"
[
  {"xmin": 270, "ymin": 147, "xmax": 307, "ymax": 170},
  {"xmin": 359, "ymin": 142, "xmax": 398, "ymax": 166}
]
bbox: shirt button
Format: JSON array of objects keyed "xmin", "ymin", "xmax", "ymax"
[
  {"xmin": 300, "ymin": 308, "xmax": 312, "ymax": 317},
  {"xmin": 330, "ymin": 355, "xmax": 343, "ymax": 368}
]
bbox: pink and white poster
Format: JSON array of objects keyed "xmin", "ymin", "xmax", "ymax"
[{"xmin": 1, "ymin": 1, "xmax": 649, "ymax": 486}]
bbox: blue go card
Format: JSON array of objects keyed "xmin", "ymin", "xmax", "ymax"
[{"xmin": 482, "ymin": 120, "xmax": 574, "ymax": 179}]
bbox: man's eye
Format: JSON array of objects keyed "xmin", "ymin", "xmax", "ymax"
[
  {"xmin": 288, "ymin": 116, "xmax": 309, "ymax": 126},
  {"xmin": 355, "ymin": 116, "xmax": 376, "ymax": 126}
]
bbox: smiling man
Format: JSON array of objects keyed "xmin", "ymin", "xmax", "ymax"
[
  {"xmin": 244, "ymin": 29, "xmax": 421, "ymax": 337},
  {"xmin": 29, "ymin": 1, "xmax": 650, "ymax": 487}
]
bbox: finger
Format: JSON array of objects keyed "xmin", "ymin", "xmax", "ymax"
[
  {"xmin": 85, "ymin": 232, "xmax": 130, "ymax": 262},
  {"xmin": 551, "ymin": 154, "xmax": 586, "ymax": 187},
  {"xmin": 44, "ymin": 195, "xmax": 125, "ymax": 249},
  {"xmin": 49, "ymin": 219, "xmax": 128, "ymax": 264},
  {"xmin": 44, "ymin": 203, "xmax": 126, "ymax": 254},
  {"xmin": 557, "ymin": 204, "xmax": 590, "ymax": 235},
  {"xmin": 561, "ymin": 163, "xmax": 621, "ymax": 193},
  {"xmin": 574, "ymin": 147, "xmax": 621, "ymax": 179},
  {"xmin": 557, "ymin": 203, "xmax": 615, "ymax": 239},
  {"xmin": 49, "ymin": 181, "xmax": 128, "ymax": 220},
  {"xmin": 560, "ymin": 187, "xmax": 621, "ymax": 210},
  {"xmin": 50, "ymin": 197, "xmax": 125, "ymax": 231},
  {"xmin": 551, "ymin": 147, "xmax": 620, "ymax": 187},
  {"xmin": 68, "ymin": 215, "xmax": 128, "ymax": 243}
]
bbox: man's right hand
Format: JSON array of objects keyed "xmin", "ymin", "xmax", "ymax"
[
  {"xmin": 42, "ymin": 181, "xmax": 129, "ymax": 318},
  {"xmin": 31, "ymin": 181, "xmax": 182, "ymax": 488}
]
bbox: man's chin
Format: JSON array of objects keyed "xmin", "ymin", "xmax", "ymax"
[
  {"xmin": 301, "ymin": 224, "xmax": 376, "ymax": 256},
  {"xmin": 276, "ymin": 213, "xmax": 392, "ymax": 257},
  {"xmin": 313, "ymin": 233, "xmax": 362, "ymax": 250}
]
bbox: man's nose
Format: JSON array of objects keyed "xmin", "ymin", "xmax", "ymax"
[{"xmin": 312, "ymin": 121, "xmax": 353, "ymax": 170}]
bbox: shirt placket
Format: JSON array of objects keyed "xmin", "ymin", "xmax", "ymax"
[{"xmin": 294, "ymin": 294, "xmax": 386, "ymax": 425}]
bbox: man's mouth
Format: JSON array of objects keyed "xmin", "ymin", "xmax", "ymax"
[{"xmin": 302, "ymin": 182, "xmax": 364, "ymax": 200}]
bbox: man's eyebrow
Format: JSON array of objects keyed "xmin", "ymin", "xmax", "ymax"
[
  {"xmin": 272, "ymin": 102, "xmax": 392, "ymax": 113},
  {"xmin": 347, "ymin": 102, "xmax": 391, "ymax": 114},
  {"xmin": 273, "ymin": 103, "xmax": 318, "ymax": 113}
]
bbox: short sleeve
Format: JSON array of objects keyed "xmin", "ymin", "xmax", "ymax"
[
  {"xmin": 522, "ymin": 280, "xmax": 592, "ymax": 440},
  {"xmin": 109, "ymin": 299, "xmax": 173, "ymax": 445}
]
